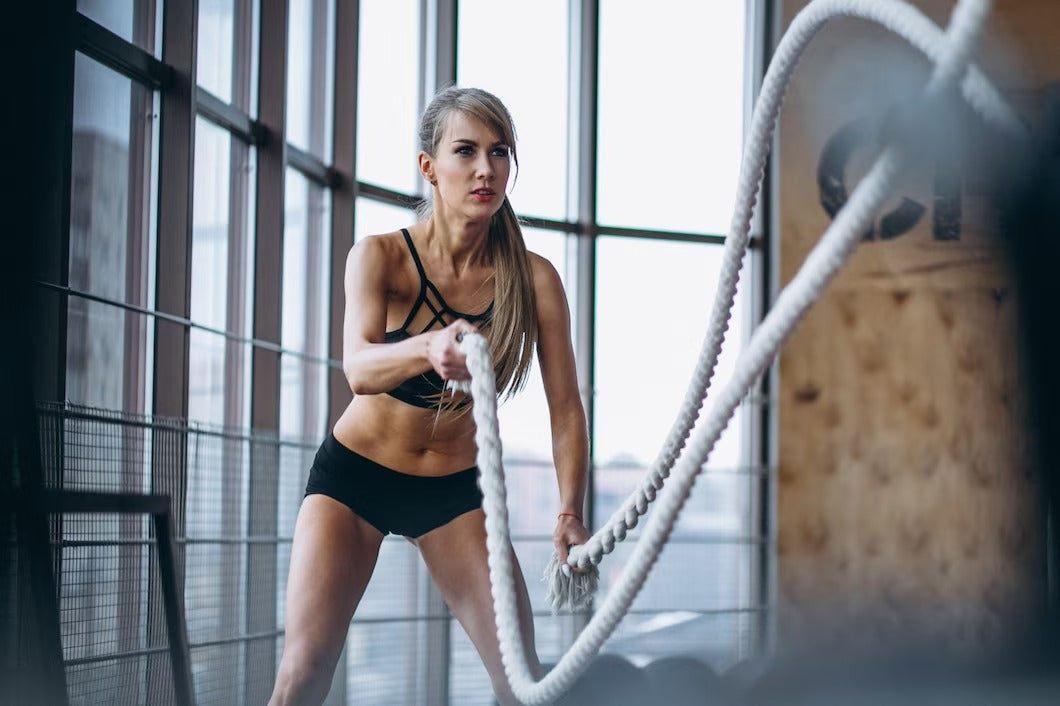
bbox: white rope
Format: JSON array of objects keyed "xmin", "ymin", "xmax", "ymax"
[{"xmin": 456, "ymin": 0, "xmax": 1019, "ymax": 702}]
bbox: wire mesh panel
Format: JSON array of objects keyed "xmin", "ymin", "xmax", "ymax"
[
  {"xmin": 56, "ymin": 511, "xmax": 178, "ymax": 706},
  {"xmin": 34, "ymin": 402, "xmax": 300, "ymax": 706}
]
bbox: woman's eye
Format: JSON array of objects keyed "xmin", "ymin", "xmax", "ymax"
[
  {"xmin": 491, "ymin": 147, "xmax": 510, "ymax": 157},
  {"xmin": 456, "ymin": 146, "xmax": 473, "ymax": 155}
]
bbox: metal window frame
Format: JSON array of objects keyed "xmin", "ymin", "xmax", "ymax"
[
  {"xmin": 747, "ymin": 0, "xmax": 780, "ymax": 659},
  {"xmin": 74, "ymin": 13, "xmax": 174, "ymax": 90},
  {"xmin": 245, "ymin": 0, "xmax": 288, "ymax": 701},
  {"xmin": 421, "ymin": 3, "xmax": 458, "ymax": 702},
  {"xmin": 328, "ymin": 0, "xmax": 359, "ymax": 429}
]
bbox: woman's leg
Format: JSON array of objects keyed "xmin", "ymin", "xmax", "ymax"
[
  {"xmin": 269, "ymin": 495, "xmax": 385, "ymax": 706},
  {"xmin": 415, "ymin": 509, "xmax": 541, "ymax": 706}
]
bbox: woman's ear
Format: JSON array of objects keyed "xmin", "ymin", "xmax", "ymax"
[{"xmin": 418, "ymin": 152, "xmax": 436, "ymax": 186}]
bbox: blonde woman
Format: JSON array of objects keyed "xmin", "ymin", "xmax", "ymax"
[{"xmin": 269, "ymin": 87, "xmax": 590, "ymax": 706}]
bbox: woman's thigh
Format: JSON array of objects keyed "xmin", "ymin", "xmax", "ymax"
[
  {"xmin": 414, "ymin": 510, "xmax": 540, "ymax": 688},
  {"xmin": 281, "ymin": 494, "xmax": 385, "ymax": 663}
]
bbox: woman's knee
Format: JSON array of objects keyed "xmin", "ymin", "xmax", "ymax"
[{"xmin": 270, "ymin": 644, "xmax": 341, "ymax": 706}]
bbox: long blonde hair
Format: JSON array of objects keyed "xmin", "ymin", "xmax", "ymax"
[{"xmin": 417, "ymin": 86, "xmax": 537, "ymax": 400}]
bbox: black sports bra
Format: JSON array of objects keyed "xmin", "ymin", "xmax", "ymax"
[{"xmin": 382, "ymin": 229, "xmax": 493, "ymax": 408}]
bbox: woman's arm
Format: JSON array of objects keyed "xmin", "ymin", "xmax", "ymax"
[
  {"xmin": 530, "ymin": 254, "xmax": 591, "ymax": 563},
  {"xmin": 342, "ymin": 235, "xmax": 476, "ymax": 395}
]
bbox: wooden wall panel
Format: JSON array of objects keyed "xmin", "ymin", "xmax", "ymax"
[{"xmin": 775, "ymin": 0, "xmax": 1058, "ymax": 653}]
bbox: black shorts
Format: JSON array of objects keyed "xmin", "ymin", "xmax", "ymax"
[{"xmin": 304, "ymin": 433, "xmax": 483, "ymax": 538}]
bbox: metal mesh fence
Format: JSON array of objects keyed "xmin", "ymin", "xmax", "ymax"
[
  {"xmin": 25, "ymin": 402, "xmax": 767, "ymax": 705},
  {"xmin": 34, "ymin": 402, "xmax": 298, "ymax": 706}
]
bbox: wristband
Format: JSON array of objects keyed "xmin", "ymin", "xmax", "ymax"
[{"xmin": 557, "ymin": 512, "xmax": 582, "ymax": 522}]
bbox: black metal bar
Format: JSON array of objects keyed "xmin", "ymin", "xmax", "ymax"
[
  {"xmin": 576, "ymin": 0, "xmax": 599, "ymax": 551},
  {"xmin": 74, "ymin": 13, "xmax": 173, "ymax": 89},
  {"xmin": 355, "ymin": 181, "xmax": 423, "ymax": 209},
  {"xmin": 59, "ymin": 538, "xmax": 154, "ymax": 548},
  {"xmin": 189, "ymin": 629, "xmax": 286, "ymax": 649},
  {"xmin": 42, "ymin": 490, "xmax": 169, "ymax": 516},
  {"xmin": 34, "ymin": 281, "xmax": 342, "ymax": 369},
  {"xmin": 349, "ymin": 182, "xmax": 748, "ymax": 247},
  {"xmin": 435, "ymin": 0, "xmax": 458, "ymax": 89},
  {"xmin": 596, "ymin": 223, "xmax": 731, "ymax": 247},
  {"xmin": 58, "ymin": 535, "xmax": 294, "ymax": 548},
  {"xmin": 195, "ymin": 87, "xmax": 266, "ymax": 145},
  {"xmin": 518, "ymin": 215, "xmax": 584, "ymax": 234},
  {"xmin": 757, "ymin": 0, "xmax": 780, "ymax": 659},
  {"xmin": 181, "ymin": 536, "xmax": 293, "ymax": 545},
  {"xmin": 246, "ymin": 2, "xmax": 288, "ymax": 698},
  {"xmin": 34, "ymin": 401, "xmax": 320, "ymax": 450},
  {"xmin": 154, "ymin": 511, "xmax": 196, "ymax": 706},
  {"xmin": 63, "ymin": 645, "xmax": 170, "ymax": 668},
  {"xmin": 328, "ymin": 0, "xmax": 359, "ymax": 429},
  {"xmin": 287, "ymin": 142, "xmax": 337, "ymax": 187}
]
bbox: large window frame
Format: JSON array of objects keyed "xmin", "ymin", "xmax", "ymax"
[{"xmin": 38, "ymin": 1, "xmax": 775, "ymax": 703}]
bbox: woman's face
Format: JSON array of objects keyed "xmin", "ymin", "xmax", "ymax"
[{"xmin": 425, "ymin": 111, "xmax": 512, "ymax": 223}]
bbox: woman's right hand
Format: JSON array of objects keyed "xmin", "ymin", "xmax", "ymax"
[{"xmin": 426, "ymin": 320, "xmax": 479, "ymax": 381}]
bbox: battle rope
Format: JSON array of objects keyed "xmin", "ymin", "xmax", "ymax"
[{"xmin": 453, "ymin": 0, "xmax": 1021, "ymax": 702}]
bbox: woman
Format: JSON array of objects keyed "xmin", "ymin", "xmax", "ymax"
[{"xmin": 269, "ymin": 87, "xmax": 590, "ymax": 706}]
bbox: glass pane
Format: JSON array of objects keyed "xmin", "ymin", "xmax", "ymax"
[
  {"xmin": 198, "ymin": 0, "xmax": 259, "ymax": 111},
  {"xmin": 354, "ymin": 197, "xmax": 415, "ymax": 241},
  {"xmin": 197, "ymin": 0, "xmax": 234, "ymax": 103},
  {"xmin": 191, "ymin": 117, "xmax": 231, "ymax": 330},
  {"xmin": 287, "ymin": 0, "xmax": 335, "ymax": 159},
  {"xmin": 280, "ymin": 169, "xmax": 332, "ymax": 441},
  {"xmin": 78, "ymin": 0, "xmax": 162, "ymax": 56},
  {"xmin": 188, "ymin": 329, "xmax": 227, "ymax": 425},
  {"xmin": 70, "ymin": 53, "xmax": 131, "ymax": 299},
  {"xmin": 593, "ymin": 237, "xmax": 748, "ymax": 537},
  {"xmin": 597, "ymin": 1, "xmax": 745, "ymax": 234},
  {"xmin": 66, "ymin": 302, "xmax": 149, "ymax": 411},
  {"xmin": 356, "ymin": 0, "xmax": 421, "ymax": 193},
  {"xmin": 457, "ymin": 0, "xmax": 569, "ymax": 220},
  {"xmin": 189, "ymin": 117, "xmax": 256, "ymax": 427},
  {"xmin": 67, "ymin": 52, "xmax": 157, "ymax": 413}
]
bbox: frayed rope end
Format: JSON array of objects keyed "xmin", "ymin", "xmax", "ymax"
[{"xmin": 543, "ymin": 552, "xmax": 599, "ymax": 614}]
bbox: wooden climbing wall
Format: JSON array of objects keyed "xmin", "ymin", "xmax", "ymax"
[{"xmin": 775, "ymin": 0, "xmax": 1059, "ymax": 653}]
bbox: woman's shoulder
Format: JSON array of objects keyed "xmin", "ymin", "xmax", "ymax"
[
  {"xmin": 527, "ymin": 250, "xmax": 563, "ymax": 291},
  {"xmin": 346, "ymin": 229, "xmax": 412, "ymax": 268}
]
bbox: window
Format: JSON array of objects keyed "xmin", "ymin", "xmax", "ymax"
[
  {"xmin": 355, "ymin": 0, "xmax": 421, "ymax": 193},
  {"xmin": 354, "ymin": 198, "xmax": 415, "ymax": 242},
  {"xmin": 197, "ymin": 0, "xmax": 260, "ymax": 114},
  {"xmin": 279, "ymin": 169, "xmax": 332, "ymax": 442},
  {"xmin": 458, "ymin": 0, "xmax": 571, "ymax": 220},
  {"xmin": 78, "ymin": 0, "xmax": 163, "ymax": 56},
  {"xmin": 597, "ymin": 0, "xmax": 745, "ymax": 235},
  {"xmin": 188, "ymin": 116, "xmax": 256, "ymax": 429},
  {"xmin": 66, "ymin": 52, "xmax": 158, "ymax": 414},
  {"xmin": 286, "ymin": 0, "xmax": 334, "ymax": 158},
  {"xmin": 593, "ymin": 235, "xmax": 758, "ymax": 666}
]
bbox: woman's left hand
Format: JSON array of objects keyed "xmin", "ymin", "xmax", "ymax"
[{"xmin": 553, "ymin": 514, "xmax": 590, "ymax": 573}]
